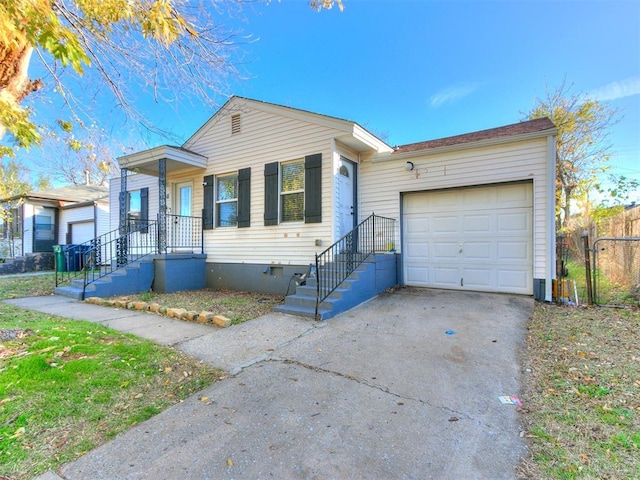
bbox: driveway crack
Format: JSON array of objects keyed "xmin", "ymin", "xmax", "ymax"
[{"xmin": 271, "ymin": 357, "xmax": 477, "ymax": 422}]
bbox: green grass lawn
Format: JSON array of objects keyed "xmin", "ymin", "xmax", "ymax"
[
  {"xmin": 0, "ymin": 275, "xmax": 224, "ymax": 479},
  {"xmin": 0, "ymin": 273, "xmax": 55, "ymax": 299}
]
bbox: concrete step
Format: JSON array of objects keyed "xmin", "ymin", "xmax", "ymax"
[
  {"xmin": 274, "ymin": 304, "xmax": 332, "ymax": 320},
  {"xmin": 54, "ymin": 285, "xmax": 85, "ymax": 300},
  {"xmin": 57, "ymin": 260, "xmax": 154, "ymax": 300},
  {"xmin": 278, "ymin": 259, "xmax": 377, "ymax": 320}
]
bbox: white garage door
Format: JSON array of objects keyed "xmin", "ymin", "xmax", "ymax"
[
  {"xmin": 71, "ymin": 222, "xmax": 95, "ymax": 244},
  {"xmin": 403, "ymin": 183, "xmax": 533, "ymax": 294}
]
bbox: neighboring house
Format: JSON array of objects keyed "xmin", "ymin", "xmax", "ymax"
[
  {"xmin": 102, "ymin": 96, "xmax": 556, "ymax": 312},
  {"xmin": 0, "ymin": 185, "xmax": 109, "ymax": 269}
]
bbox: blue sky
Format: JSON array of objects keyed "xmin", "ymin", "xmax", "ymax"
[{"xmin": 20, "ymin": 0, "xmax": 640, "ymax": 201}]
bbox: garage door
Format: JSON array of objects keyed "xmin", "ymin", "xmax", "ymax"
[
  {"xmin": 403, "ymin": 183, "xmax": 533, "ymax": 294},
  {"xmin": 71, "ymin": 222, "xmax": 95, "ymax": 244}
]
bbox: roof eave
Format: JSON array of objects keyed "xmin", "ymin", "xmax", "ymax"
[
  {"xmin": 118, "ymin": 145, "xmax": 207, "ymax": 176},
  {"xmin": 373, "ymin": 127, "xmax": 558, "ymax": 162}
]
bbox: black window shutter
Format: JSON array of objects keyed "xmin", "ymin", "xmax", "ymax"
[
  {"xmin": 264, "ymin": 162, "xmax": 279, "ymax": 226},
  {"xmin": 203, "ymin": 175, "xmax": 214, "ymax": 230},
  {"xmin": 238, "ymin": 167, "xmax": 251, "ymax": 228},
  {"xmin": 304, "ymin": 153, "xmax": 322, "ymax": 223},
  {"xmin": 140, "ymin": 187, "xmax": 149, "ymax": 233}
]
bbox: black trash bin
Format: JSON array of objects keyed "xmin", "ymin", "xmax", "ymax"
[
  {"xmin": 64, "ymin": 244, "xmax": 80, "ymax": 272},
  {"xmin": 79, "ymin": 244, "xmax": 92, "ymax": 270}
]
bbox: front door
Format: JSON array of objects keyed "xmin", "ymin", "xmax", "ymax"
[
  {"xmin": 336, "ymin": 157, "xmax": 356, "ymax": 241},
  {"xmin": 171, "ymin": 182, "xmax": 193, "ymax": 251}
]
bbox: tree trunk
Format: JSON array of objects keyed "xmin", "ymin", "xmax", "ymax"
[
  {"xmin": 562, "ymin": 185, "xmax": 574, "ymax": 229},
  {"xmin": 0, "ymin": 34, "xmax": 43, "ymax": 139}
]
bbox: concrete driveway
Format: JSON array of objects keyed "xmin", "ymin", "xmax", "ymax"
[{"xmin": 41, "ymin": 288, "xmax": 532, "ymax": 480}]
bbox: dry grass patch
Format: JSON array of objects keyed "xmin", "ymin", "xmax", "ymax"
[
  {"xmin": 114, "ymin": 289, "xmax": 283, "ymax": 325},
  {"xmin": 519, "ymin": 303, "xmax": 640, "ymax": 479}
]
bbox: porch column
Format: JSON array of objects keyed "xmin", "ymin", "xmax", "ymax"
[
  {"xmin": 158, "ymin": 158, "xmax": 167, "ymax": 254},
  {"xmin": 117, "ymin": 168, "xmax": 129, "ymax": 266},
  {"xmin": 119, "ymin": 168, "xmax": 128, "ymax": 235}
]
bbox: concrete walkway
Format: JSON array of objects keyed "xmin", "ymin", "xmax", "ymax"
[{"xmin": 6, "ymin": 288, "xmax": 532, "ymax": 480}]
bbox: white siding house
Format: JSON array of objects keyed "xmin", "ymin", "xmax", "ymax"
[
  {"xmin": 113, "ymin": 96, "xmax": 556, "ymax": 300},
  {"xmin": 1, "ymin": 185, "xmax": 109, "ymax": 257}
]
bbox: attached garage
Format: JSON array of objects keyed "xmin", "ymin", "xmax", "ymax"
[
  {"xmin": 359, "ymin": 117, "xmax": 557, "ymax": 301},
  {"xmin": 403, "ymin": 182, "xmax": 533, "ymax": 294}
]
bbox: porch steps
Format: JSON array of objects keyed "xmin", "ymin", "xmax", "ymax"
[
  {"xmin": 275, "ymin": 261, "xmax": 377, "ymax": 321},
  {"xmin": 54, "ymin": 260, "xmax": 154, "ymax": 300}
]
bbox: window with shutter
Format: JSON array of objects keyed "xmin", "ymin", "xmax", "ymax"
[
  {"xmin": 263, "ymin": 154, "xmax": 322, "ymax": 225},
  {"xmin": 280, "ymin": 159, "xmax": 304, "ymax": 222}
]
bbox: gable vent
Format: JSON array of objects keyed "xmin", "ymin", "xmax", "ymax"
[{"xmin": 231, "ymin": 114, "xmax": 241, "ymax": 135}]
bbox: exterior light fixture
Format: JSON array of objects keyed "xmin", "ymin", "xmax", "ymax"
[{"xmin": 405, "ymin": 161, "xmax": 414, "ymax": 171}]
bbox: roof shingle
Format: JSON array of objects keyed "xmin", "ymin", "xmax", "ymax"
[{"xmin": 393, "ymin": 117, "xmax": 555, "ymax": 154}]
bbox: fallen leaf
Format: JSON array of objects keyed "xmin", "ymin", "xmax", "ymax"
[
  {"xmin": 448, "ymin": 416, "xmax": 459, "ymax": 422},
  {"xmin": 226, "ymin": 457, "xmax": 234, "ymax": 467},
  {"xmin": 200, "ymin": 396, "xmax": 209, "ymax": 403},
  {"xmin": 55, "ymin": 435, "xmax": 69, "ymax": 449},
  {"xmin": 9, "ymin": 426, "xmax": 25, "ymax": 439},
  {"xmin": 134, "ymin": 393, "xmax": 144, "ymax": 399}
]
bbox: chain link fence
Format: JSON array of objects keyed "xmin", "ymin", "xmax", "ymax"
[{"xmin": 592, "ymin": 237, "xmax": 640, "ymax": 306}]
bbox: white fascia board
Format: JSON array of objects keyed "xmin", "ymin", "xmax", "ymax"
[
  {"xmin": 351, "ymin": 124, "xmax": 394, "ymax": 153},
  {"xmin": 118, "ymin": 145, "xmax": 207, "ymax": 170}
]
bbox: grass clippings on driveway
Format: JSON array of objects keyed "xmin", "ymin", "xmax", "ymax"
[{"xmin": 519, "ymin": 303, "xmax": 640, "ymax": 479}]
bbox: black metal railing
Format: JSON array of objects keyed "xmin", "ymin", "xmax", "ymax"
[
  {"xmin": 53, "ymin": 213, "xmax": 204, "ymax": 298},
  {"xmin": 54, "ymin": 220, "xmax": 158, "ymax": 290},
  {"xmin": 81, "ymin": 220, "xmax": 161, "ymax": 298},
  {"xmin": 314, "ymin": 214, "xmax": 395, "ymax": 320}
]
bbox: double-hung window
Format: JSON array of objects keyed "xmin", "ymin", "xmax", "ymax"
[
  {"xmin": 203, "ymin": 168, "xmax": 250, "ymax": 230},
  {"xmin": 216, "ymin": 173, "xmax": 238, "ymax": 227},
  {"xmin": 264, "ymin": 153, "xmax": 321, "ymax": 226},
  {"xmin": 280, "ymin": 159, "xmax": 304, "ymax": 222}
]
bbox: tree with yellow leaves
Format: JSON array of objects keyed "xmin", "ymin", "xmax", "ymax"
[{"xmin": 0, "ymin": 0, "xmax": 343, "ymax": 157}]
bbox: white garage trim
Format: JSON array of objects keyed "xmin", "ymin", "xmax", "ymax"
[{"xmin": 402, "ymin": 182, "xmax": 533, "ymax": 294}]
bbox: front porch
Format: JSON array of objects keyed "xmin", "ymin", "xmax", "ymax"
[
  {"xmin": 54, "ymin": 213, "xmax": 206, "ymax": 300},
  {"xmin": 55, "ymin": 145, "xmax": 210, "ymax": 300}
]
